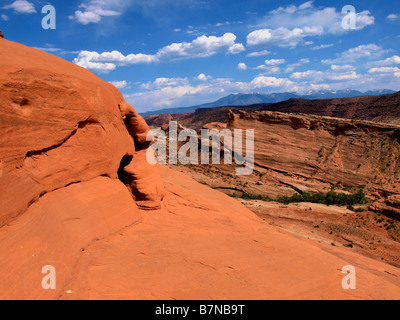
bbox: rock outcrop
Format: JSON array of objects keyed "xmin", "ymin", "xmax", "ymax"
[
  {"xmin": 261, "ymin": 93, "xmax": 400, "ymax": 125},
  {"xmin": 0, "ymin": 39, "xmax": 163, "ymax": 226},
  {"xmin": 370, "ymin": 195, "xmax": 400, "ymax": 220},
  {"xmin": 228, "ymin": 110, "xmax": 400, "ymax": 196},
  {"xmin": 0, "ymin": 30, "xmax": 4, "ymax": 39}
]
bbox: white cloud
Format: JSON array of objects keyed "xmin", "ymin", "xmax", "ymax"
[
  {"xmin": 227, "ymin": 43, "xmax": 245, "ymax": 54},
  {"xmin": 371, "ymin": 56, "xmax": 400, "ymax": 67},
  {"xmin": 1, "ymin": 14, "xmax": 8, "ymax": 21},
  {"xmin": 109, "ymin": 80, "xmax": 128, "ymax": 89},
  {"xmin": 322, "ymin": 44, "xmax": 386, "ymax": 64},
  {"xmin": 264, "ymin": 59, "xmax": 286, "ymax": 66},
  {"xmin": 312, "ymin": 44, "xmax": 334, "ymax": 50},
  {"xmin": 157, "ymin": 33, "xmax": 243, "ymax": 61},
  {"xmin": 74, "ymin": 33, "xmax": 244, "ymax": 72},
  {"xmin": 70, "ymin": 0, "xmax": 122, "ymax": 25},
  {"xmin": 197, "ymin": 73, "xmax": 212, "ymax": 81},
  {"xmin": 368, "ymin": 67, "xmax": 400, "ymax": 74},
  {"xmin": 387, "ymin": 14, "xmax": 399, "ymax": 21},
  {"xmin": 368, "ymin": 66, "xmax": 400, "ymax": 79},
  {"xmin": 291, "ymin": 70, "xmax": 324, "ymax": 80},
  {"xmin": 310, "ymin": 83, "xmax": 330, "ymax": 91},
  {"xmin": 247, "ymin": 26, "xmax": 323, "ymax": 48},
  {"xmin": 331, "ymin": 64, "xmax": 355, "ymax": 71},
  {"xmin": 246, "ymin": 50, "xmax": 271, "ymax": 57},
  {"xmin": 252, "ymin": 58, "xmax": 286, "ymax": 73},
  {"xmin": 3, "ymin": 0, "xmax": 36, "ymax": 13},
  {"xmin": 291, "ymin": 70, "xmax": 359, "ymax": 81},
  {"xmin": 285, "ymin": 58, "xmax": 310, "ymax": 73},
  {"xmin": 250, "ymin": 76, "xmax": 296, "ymax": 89},
  {"xmin": 74, "ymin": 51, "xmax": 118, "ymax": 73},
  {"xmin": 255, "ymin": 66, "xmax": 281, "ymax": 74},
  {"xmin": 140, "ymin": 77, "xmax": 189, "ymax": 90},
  {"xmin": 247, "ymin": 2, "xmax": 374, "ymax": 48},
  {"xmin": 237, "ymin": 63, "xmax": 247, "ymax": 71}
]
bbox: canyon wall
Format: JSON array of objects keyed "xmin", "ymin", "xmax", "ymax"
[{"xmin": 228, "ymin": 110, "xmax": 400, "ymax": 197}]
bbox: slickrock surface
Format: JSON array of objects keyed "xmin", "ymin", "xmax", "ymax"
[
  {"xmin": 1, "ymin": 39, "xmax": 400, "ymax": 300},
  {"xmin": 59, "ymin": 167, "xmax": 400, "ymax": 300}
]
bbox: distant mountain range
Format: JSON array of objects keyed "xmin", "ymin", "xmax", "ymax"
[{"xmin": 139, "ymin": 89, "xmax": 397, "ymax": 117}]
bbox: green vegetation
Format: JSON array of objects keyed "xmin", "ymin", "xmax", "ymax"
[
  {"xmin": 276, "ymin": 190, "xmax": 367, "ymax": 206},
  {"xmin": 231, "ymin": 192, "xmax": 273, "ymax": 202},
  {"xmin": 230, "ymin": 190, "xmax": 368, "ymax": 211}
]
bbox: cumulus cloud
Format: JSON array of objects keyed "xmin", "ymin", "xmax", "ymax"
[
  {"xmin": 291, "ymin": 70, "xmax": 360, "ymax": 81},
  {"xmin": 3, "ymin": 0, "xmax": 36, "ymax": 13},
  {"xmin": 109, "ymin": 80, "xmax": 128, "ymax": 89},
  {"xmin": 368, "ymin": 67, "xmax": 400, "ymax": 74},
  {"xmin": 197, "ymin": 73, "xmax": 212, "ymax": 81},
  {"xmin": 370, "ymin": 56, "xmax": 400, "ymax": 67},
  {"xmin": 70, "ymin": 0, "xmax": 123, "ymax": 25},
  {"xmin": 247, "ymin": 27, "xmax": 323, "ymax": 48},
  {"xmin": 312, "ymin": 44, "xmax": 334, "ymax": 50},
  {"xmin": 246, "ymin": 50, "xmax": 271, "ymax": 57},
  {"xmin": 237, "ymin": 63, "xmax": 247, "ymax": 71},
  {"xmin": 264, "ymin": 59, "xmax": 286, "ymax": 66},
  {"xmin": 227, "ymin": 43, "xmax": 245, "ymax": 54},
  {"xmin": 140, "ymin": 77, "xmax": 189, "ymax": 90},
  {"xmin": 157, "ymin": 33, "xmax": 243, "ymax": 61},
  {"xmin": 250, "ymin": 76, "xmax": 296, "ymax": 89},
  {"xmin": 246, "ymin": 2, "xmax": 374, "ymax": 48},
  {"xmin": 254, "ymin": 58, "xmax": 287, "ymax": 73},
  {"xmin": 331, "ymin": 64, "xmax": 355, "ymax": 71},
  {"xmin": 73, "ymin": 33, "xmax": 244, "ymax": 72},
  {"xmin": 368, "ymin": 66, "xmax": 400, "ymax": 79},
  {"xmin": 387, "ymin": 14, "xmax": 399, "ymax": 21},
  {"xmin": 310, "ymin": 83, "xmax": 330, "ymax": 91},
  {"xmin": 322, "ymin": 44, "xmax": 386, "ymax": 65},
  {"xmin": 285, "ymin": 58, "xmax": 310, "ymax": 73}
]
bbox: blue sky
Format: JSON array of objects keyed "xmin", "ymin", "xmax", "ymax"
[{"xmin": 1, "ymin": 0, "xmax": 400, "ymax": 112}]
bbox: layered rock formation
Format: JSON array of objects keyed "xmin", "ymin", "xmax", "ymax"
[
  {"xmin": 370, "ymin": 195, "xmax": 400, "ymax": 220},
  {"xmin": 1, "ymin": 39, "xmax": 400, "ymax": 299},
  {"xmin": 228, "ymin": 110, "xmax": 400, "ymax": 197},
  {"xmin": 261, "ymin": 93, "xmax": 400, "ymax": 125}
]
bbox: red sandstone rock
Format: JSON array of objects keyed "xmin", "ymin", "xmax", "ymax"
[
  {"xmin": 228, "ymin": 110, "xmax": 400, "ymax": 196},
  {"xmin": 0, "ymin": 39, "xmax": 164, "ymax": 226},
  {"xmin": 370, "ymin": 195, "xmax": 400, "ymax": 219}
]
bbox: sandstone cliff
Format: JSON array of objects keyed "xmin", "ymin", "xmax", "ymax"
[
  {"xmin": 261, "ymin": 93, "xmax": 400, "ymax": 125},
  {"xmin": 228, "ymin": 110, "xmax": 400, "ymax": 197}
]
